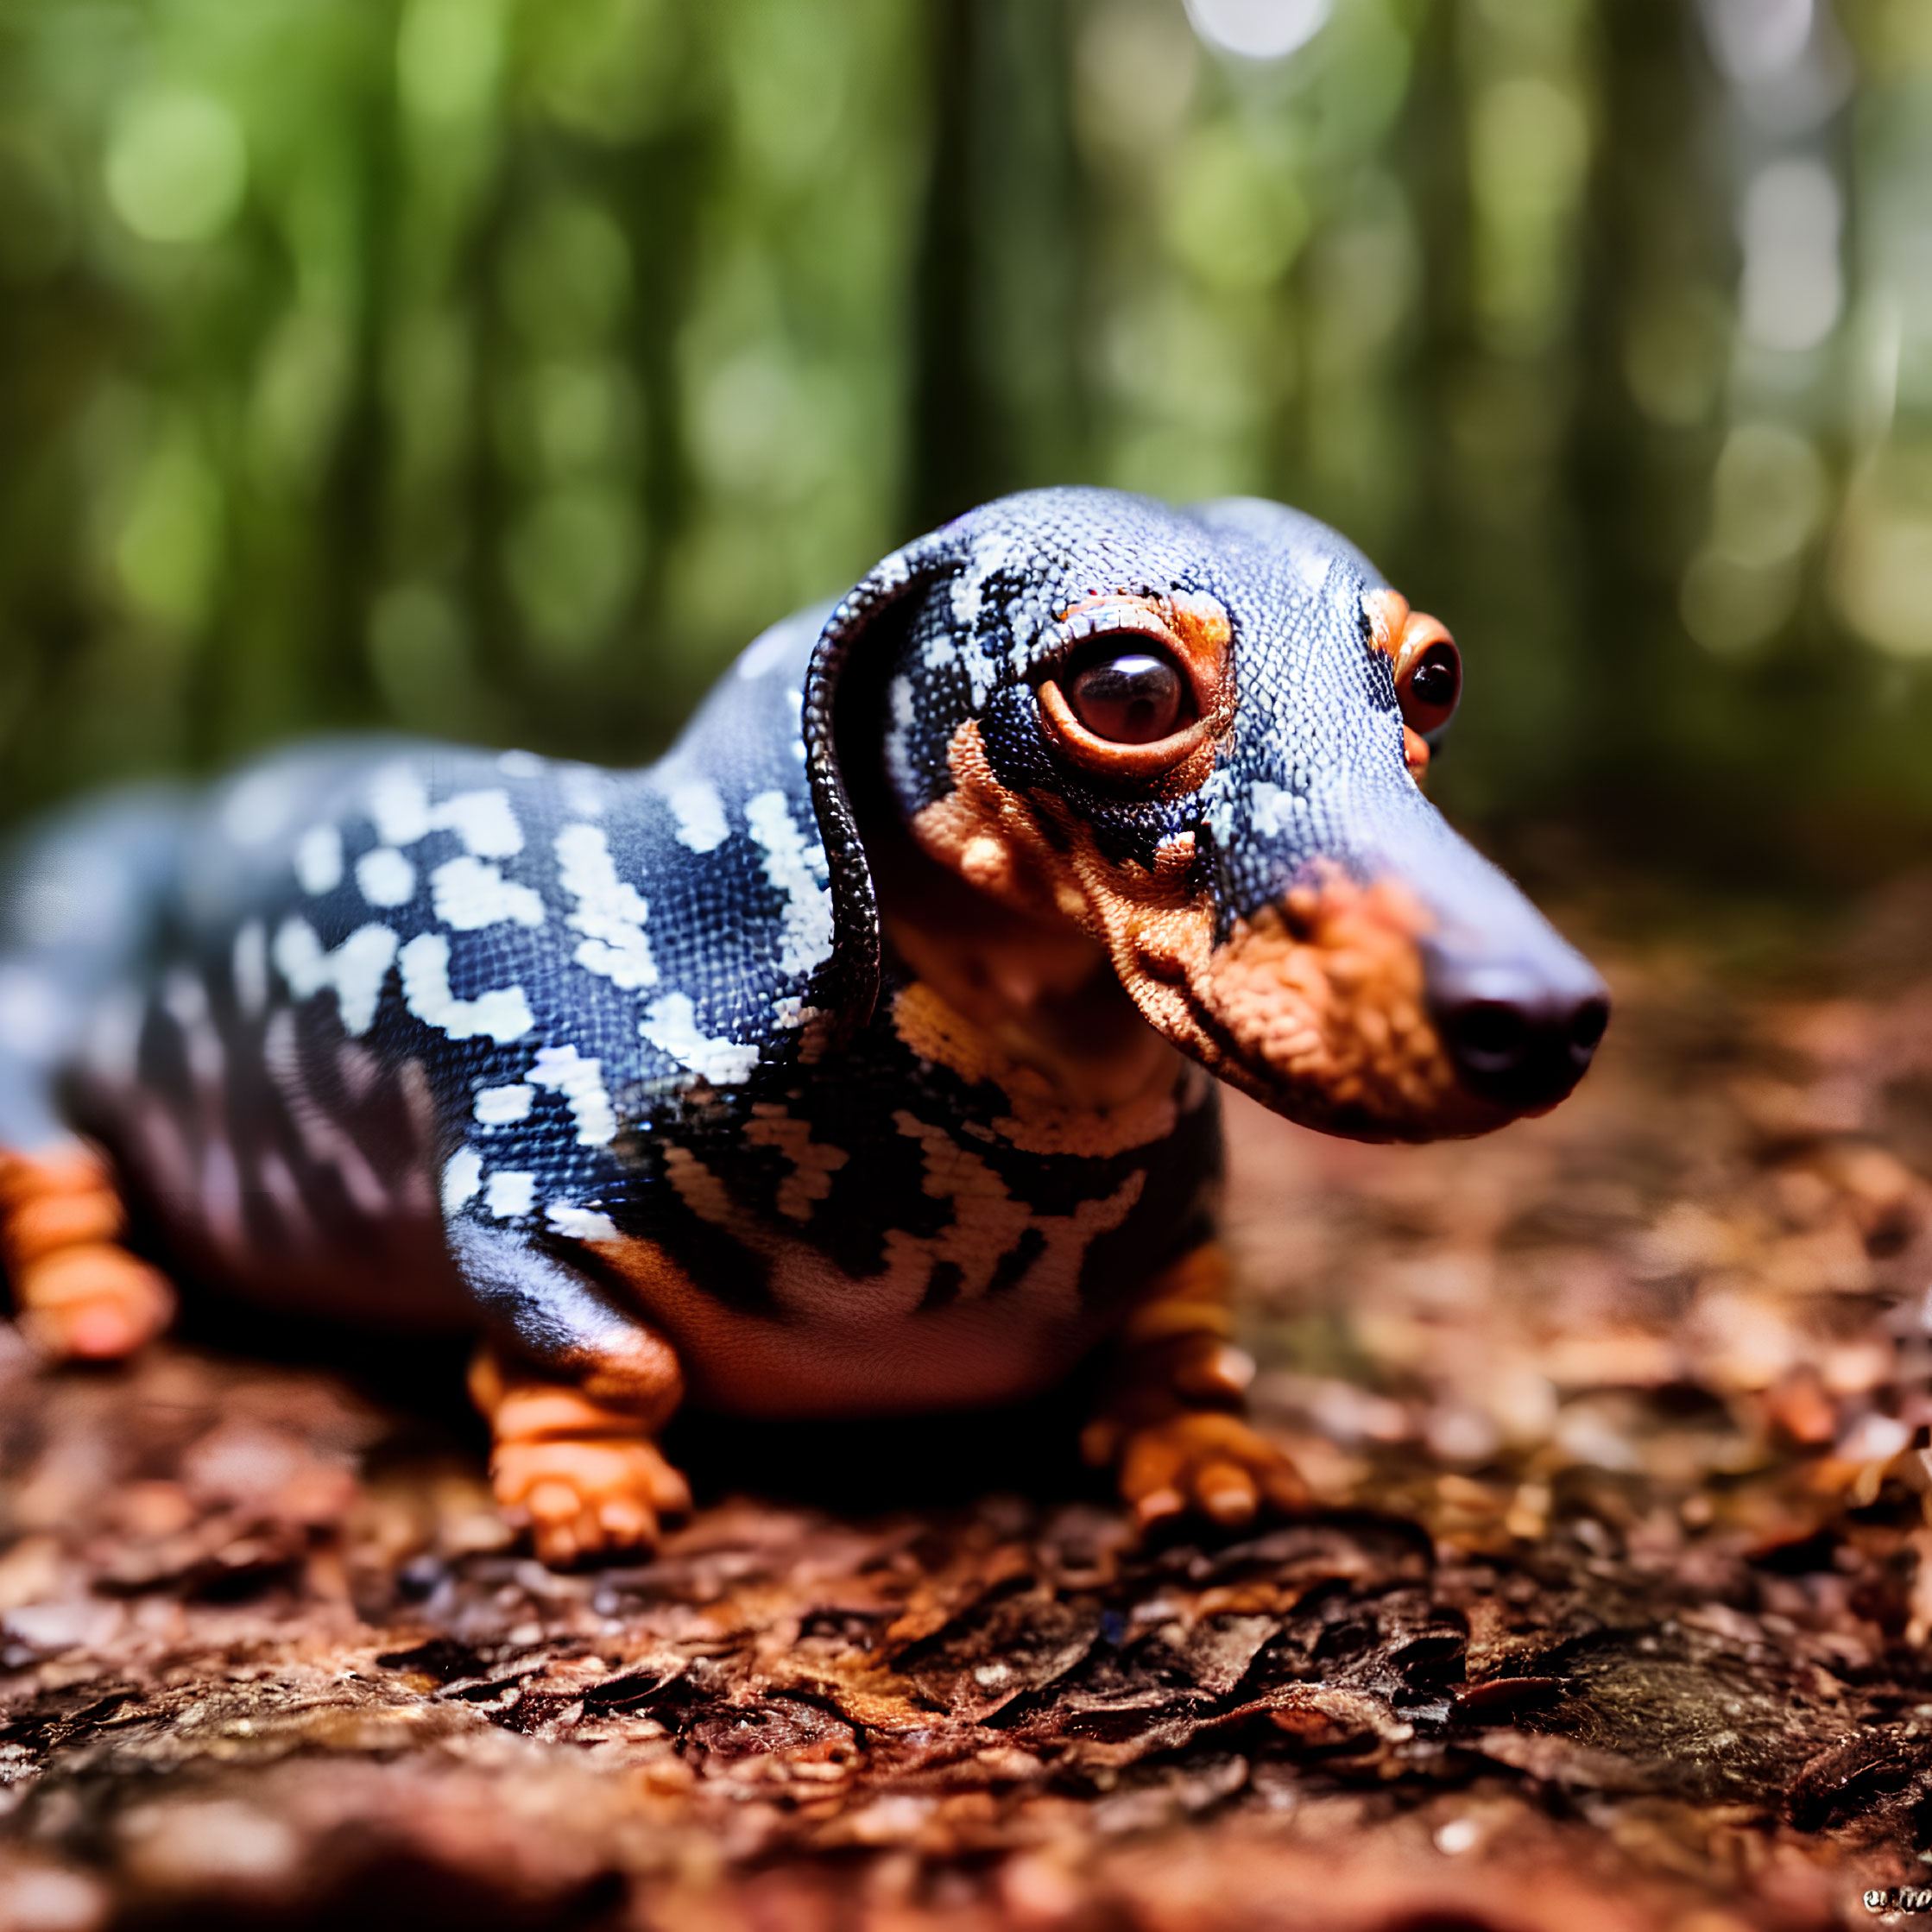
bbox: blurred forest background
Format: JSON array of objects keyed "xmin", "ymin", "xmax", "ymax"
[{"xmin": 0, "ymin": 0, "xmax": 1927, "ymax": 887}]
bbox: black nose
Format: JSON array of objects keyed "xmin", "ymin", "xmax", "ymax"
[{"xmin": 1424, "ymin": 947, "xmax": 1609, "ymax": 1111}]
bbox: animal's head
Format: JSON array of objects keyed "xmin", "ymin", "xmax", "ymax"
[{"xmin": 804, "ymin": 486, "xmax": 1607, "ymax": 1140}]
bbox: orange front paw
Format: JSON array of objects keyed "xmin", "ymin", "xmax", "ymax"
[
  {"xmin": 2, "ymin": 1146, "xmax": 174, "ymax": 1363},
  {"xmin": 1088, "ymin": 1410, "xmax": 1308, "ymax": 1532},
  {"xmin": 14, "ymin": 1244, "xmax": 176, "ymax": 1362},
  {"xmin": 491, "ymin": 1436, "xmax": 692, "ymax": 1567}
]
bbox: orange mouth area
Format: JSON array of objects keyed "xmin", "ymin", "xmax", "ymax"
[
  {"xmin": 1184, "ymin": 870, "xmax": 1490, "ymax": 1139},
  {"xmin": 908, "ymin": 722, "xmax": 1505, "ymax": 1140}
]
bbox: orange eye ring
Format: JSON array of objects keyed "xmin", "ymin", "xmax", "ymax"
[
  {"xmin": 1034, "ymin": 590, "xmax": 1232, "ymax": 786},
  {"xmin": 1363, "ymin": 589, "xmax": 1462, "ymax": 740},
  {"xmin": 1037, "ymin": 671, "xmax": 1208, "ymax": 780}
]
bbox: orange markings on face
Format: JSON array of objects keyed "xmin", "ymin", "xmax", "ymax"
[
  {"xmin": 1362, "ymin": 587, "xmax": 1413, "ymax": 662},
  {"xmin": 1034, "ymin": 589, "xmax": 1234, "ymax": 792},
  {"xmin": 910, "ymin": 729, "xmax": 1498, "ymax": 1140},
  {"xmin": 1197, "ymin": 868, "xmax": 1485, "ymax": 1137}
]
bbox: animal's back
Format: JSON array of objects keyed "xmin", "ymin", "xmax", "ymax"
[{"xmin": 0, "ymin": 608, "xmax": 835, "ymax": 1323}]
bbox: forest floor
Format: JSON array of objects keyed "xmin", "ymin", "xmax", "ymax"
[{"xmin": 2, "ymin": 870, "xmax": 1931, "ymax": 1931}]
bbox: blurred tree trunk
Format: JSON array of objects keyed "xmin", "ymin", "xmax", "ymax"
[{"xmin": 909, "ymin": 0, "xmax": 1087, "ymax": 532}]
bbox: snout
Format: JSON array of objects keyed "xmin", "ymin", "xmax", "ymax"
[{"xmin": 1424, "ymin": 938, "xmax": 1609, "ymax": 1112}]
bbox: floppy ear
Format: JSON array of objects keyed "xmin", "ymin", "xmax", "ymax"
[{"xmin": 801, "ymin": 527, "xmax": 963, "ymax": 1049}]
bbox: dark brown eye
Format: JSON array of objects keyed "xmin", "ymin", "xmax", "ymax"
[
  {"xmin": 1067, "ymin": 651, "xmax": 1188, "ymax": 745},
  {"xmin": 1398, "ymin": 640, "xmax": 1461, "ymax": 736}
]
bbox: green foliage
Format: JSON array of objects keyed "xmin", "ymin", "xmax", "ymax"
[{"xmin": 0, "ymin": 0, "xmax": 1928, "ymax": 878}]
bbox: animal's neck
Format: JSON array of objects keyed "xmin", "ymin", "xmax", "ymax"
[{"xmin": 867, "ymin": 809, "xmax": 1178, "ymax": 1112}]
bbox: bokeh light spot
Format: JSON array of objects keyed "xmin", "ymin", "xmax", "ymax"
[
  {"xmin": 1739, "ymin": 158, "xmax": 1842, "ymax": 353},
  {"xmin": 1074, "ymin": 2, "xmax": 1199, "ymax": 163},
  {"xmin": 1162, "ymin": 123, "xmax": 1309, "ymax": 293},
  {"xmin": 522, "ymin": 360, "xmax": 640, "ymax": 478},
  {"xmin": 1181, "ymin": 0, "xmax": 1329, "ymax": 63},
  {"xmin": 1700, "ymin": 0, "xmax": 1814, "ymax": 86},
  {"xmin": 397, "ymin": 0, "xmax": 506, "ymax": 125},
  {"xmin": 369, "ymin": 584, "xmax": 473, "ymax": 725},
  {"xmin": 104, "ymin": 91, "xmax": 246, "ymax": 245},
  {"xmin": 1468, "ymin": 74, "xmax": 1590, "ymax": 350},
  {"xmin": 1832, "ymin": 445, "xmax": 1932, "ymax": 659},
  {"xmin": 691, "ymin": 352, "xmax": 826, "ymax": 502},
  {"xmin": 501, "ymin": 199, "xmax": 633, "ymax": 350},
  {"xmin": 529, "ymin": 0, "xmax": 678, "ymax": 142},
  {"xmin": 1681, "ymin": 549, "xmax": 1798, "ymax": 656},
  {"xmin": 1711, "ymin": 422, "xmax": 1828, "ymax": 569}
]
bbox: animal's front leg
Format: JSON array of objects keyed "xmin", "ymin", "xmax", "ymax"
[
  {"xmin": 470, "ymin": 1344, "xmax": 691, "ymax": 1566},
  {"xmin": 451, "ymin": 1226, "xmax": 691, "ymax": 1565},
  {"xmin": 1082, "ymin": 1244, "xmax": 1307, "ymax": 1531}
]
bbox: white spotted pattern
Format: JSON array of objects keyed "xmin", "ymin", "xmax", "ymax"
[
  {"xmin": 884, "ymin": 674, "xmax": 916, "ymax": 802},
  {"xmin": 1247, "ymin": 780, "xmax": 1306, "ymax": 841},
  {"xmin": 484, "ymin": 1170, "xmax": 535, "ymax": 1219},
  {"xmin": 221, "ymin": 767, "xmax": 303, "ymax": 849},
  {"xmin": 162, "ymin": 969, "xmax": 223, "ymax": 1088},
  {"xmin": 441, "ymin": 1146, "xmax": 483, "ymax": 1214},
  {"xmin": 369, "ymin": 767, "xmax": 523, "ymax": 858},
  {"xmin": 272, "ymin": 918, "xmax": 398, "ymax": 1037},
  {"xmin": 744, "ymin": 789, "xmax": 832, "ymax": 977},
  {"xmin": 430, "ymin": 855, "xmax": 546, "ymax": 931},
  {"xmin": 356, "ymin": 846, "xmax": 417, "ymax": 908},
  {"xmin": 294, "ymin": 824, "xmax": 344, "ymax": 895},
  {"xmin": 231, "ymin": 919, "xmax": 268, "ymax": 1021},
  {"xmin": 528, "ymin": 1043, "xmax": 618, "ymax": 1146},
  {"xmin": 641, "ymin": 991, "xmax": 759, "ymax": 1086},
  {"xmin": 553, "ymin": 822, "xmax": 657, "ymax": 990},
  {"xmin": 559, "ymin": 767, "xmax": 610, "ymax": 818},
  {"xmin": 473, "ymin": 1083, "xmax": 534, "ymax": 1126},
  {"xmin": 397, "ymin": 932, "xmax": 533, "ymax": 1044},
  {"xmin": 666, "ymin": 780, "xmax": 729, "ymax": 854},
  {"xmin": 546, "ymin": 1202, "xmax": 620, "ymax": 1242},
  {"xmin": 82, "ymin": 987, "xmax": 145, "ymax": 1084}
]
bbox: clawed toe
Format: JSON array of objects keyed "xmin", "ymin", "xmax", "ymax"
[
  {"xmin": 13, "ymin": 1246, "xmax": 175, "ymax": 1362},
  {"xmin": 492, "ymin": 1436, "xmax": 691, "ymax": 1566},
  {"xmin": 2, "ymin": 1149, "xmax": 174, "ymax": 1365},
  {"xmin": 1106, "ymin": 1411, "xmax": 1308, "ymax": 1535}
]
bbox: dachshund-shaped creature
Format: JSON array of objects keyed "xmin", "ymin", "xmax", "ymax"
[{"xmin": 0, "ymin": 489, "xmax": 1607, "ymax": 1563}]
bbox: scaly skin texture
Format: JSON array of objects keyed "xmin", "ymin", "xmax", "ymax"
[{"xmin": 0, "ymin": 488, "xmax": 1606, "ymax": 1563}]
